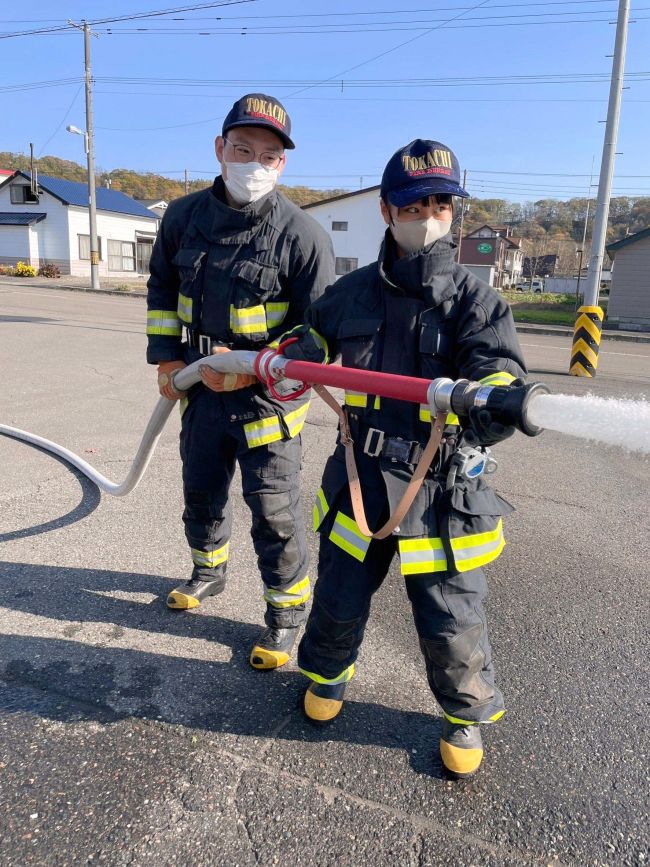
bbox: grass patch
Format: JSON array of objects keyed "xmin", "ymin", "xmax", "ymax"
[{"xmin": 502, "ymin": 292, "xmax": 607, "ymax": 327}]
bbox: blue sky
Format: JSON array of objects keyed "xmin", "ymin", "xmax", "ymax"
[{"xmin": 2, "ymin": 0, "xmax": 649, "ymax": 202}]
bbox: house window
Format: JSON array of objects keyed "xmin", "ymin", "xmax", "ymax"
[
  {"xmin": 332, "ymin": 221, "xmax": 348, "ymax": 231},
  {"xmin": 335, "ymin": 257, "xmax": 358, "ymax": 276},
  {"xmin": 78, "ymin": 234, "xmax": 102, "ymax": 260},
  {"xmin": 10, "ymin": 185, "xmax": 39, "ymax": 204},
  {"xmin": 108, "ymin": 239, "xmax": 135, "ymax": 271}
]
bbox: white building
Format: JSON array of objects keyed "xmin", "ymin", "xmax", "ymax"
[
  {"xmin": 302, "ymin": 186, "xmax": 386, "ymax": 275},
  {"xmin": 0, "ymin": 171, "xmax": 159, "ymax": 277}
]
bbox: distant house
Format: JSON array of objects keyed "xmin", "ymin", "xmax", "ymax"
[
  {"xmin": 606, "ymin": 227, "xmax": 650, "ymax": 330},
  {"xmin": 137, "ymin": 198, "xmax": 168, "ymax": 219},
  {"xmin": 459, "ymin": 224, "xmax": 524, "ymax": 288},
  {"xmin": 0, "ymin": 171, "xmax": 158, "ymax": 277},
  {"xmin": 302, "ymin": 186, "xmax": 385, "ymax": 275}
]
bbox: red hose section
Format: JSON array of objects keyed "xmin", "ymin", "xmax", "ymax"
[{"xmin": 282, "ymin": 359, "xmax": 432, "ymax": 405}]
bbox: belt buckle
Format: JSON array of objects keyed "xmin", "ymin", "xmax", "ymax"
[
  {"xmin": 383, "ymin": 437, "xmax": 414, "ymax": 463},
  {"xmin": 198, "ymin": 334, "xmax": 211, "ymax": 356},
  {"xmin": 363, "ymin": 428, "xmax": 385, "ymax": 457}
]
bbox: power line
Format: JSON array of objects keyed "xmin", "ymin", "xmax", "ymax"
[{"xmin": 0, "ymin": 1, "xmax": 258, "ymax": 39}]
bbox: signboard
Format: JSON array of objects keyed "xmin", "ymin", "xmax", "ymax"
[{"xmin": 477, "ymin": 242, "xmax": 493, "ymax": 254}]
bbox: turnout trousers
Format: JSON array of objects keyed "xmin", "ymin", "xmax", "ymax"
[
  {"xmin": 298, "ymin": 482, "xmax": 505, "ymax": 725},
  {"xmin": 180, "ymin": 385, "xmax": 310, "ymax": 628}
]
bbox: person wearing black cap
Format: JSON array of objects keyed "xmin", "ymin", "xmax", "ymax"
[
  {"xmin": 282, "ymin": 138, "xmax": 527, "ymax": 778},
  {"xmin": 146, "ymin": 93, "xmax": 335, "ymax": 670}
]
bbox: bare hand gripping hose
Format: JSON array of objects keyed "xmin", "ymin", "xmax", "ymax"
[{"xmin": 0, "ymin": 348, "xmax": 547, "ymax": 497}]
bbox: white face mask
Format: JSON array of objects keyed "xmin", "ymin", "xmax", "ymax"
[
  {"xmin": 223, "ymin": 160, "xmax": 279, "ymax": 205},
  {"xmin": 390, "ymin": 216, "xmax": 452, "ymax": 254}
]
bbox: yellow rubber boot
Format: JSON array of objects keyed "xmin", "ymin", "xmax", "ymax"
[
  {"xmin": 303, "ymin": 682, "xmax": 346, "ymax": 725},
  {"xmin": 249, "ymin": 626, "xmax": 299, "ymax": 670},
  {"xmin": 166, "ymin": 577, "xmax": 225, "ymax": 610},
  {"xmin": 439, "ymin": 718, "xmax": 484, "ymax": 778}
]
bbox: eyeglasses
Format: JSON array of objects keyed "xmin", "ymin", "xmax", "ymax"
[{"xmin": 223, "ymin": 137, "xmax": 283, "ymax": 170}]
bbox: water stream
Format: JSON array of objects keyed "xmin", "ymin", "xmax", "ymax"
[{"xmin": 527, "ymin": 393, "xmax": 650, "ymax": 455}]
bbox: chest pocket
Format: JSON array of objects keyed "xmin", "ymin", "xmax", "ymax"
[
  {"xmin": 337, "ymin": 319, "xmax": 383, "ymax": 410},
  {"xmin": 230, "ymin": 259, "xmax": 283, "ymax": 339},
  {"xmin": 172, "ymin": 248, "xmax": 206, "ymax": 326},
  {"xmin": 419, "ymin": 319, "xmax": 457, "ymax": 424}
]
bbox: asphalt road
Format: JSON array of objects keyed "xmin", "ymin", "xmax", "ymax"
[{"xmin": 1, "ymin": 283, "xmax": 649, "ymax": 867}]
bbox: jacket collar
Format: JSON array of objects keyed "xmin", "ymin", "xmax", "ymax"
[
  {"xmin": 378, "ymin": 229, "xmax": 458, "ymax": 307},
  {"xmin": 195, "ymin": 176, "xmax": 277, "ymax": 242}
]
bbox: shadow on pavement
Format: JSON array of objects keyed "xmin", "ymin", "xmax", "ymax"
[
  {"xmin": 0, "ymin": 561, "xmax": 444, "ymax": 778},
  {"xmin": 0, "ymin": 452, "xmax": 101, "ymax": 543}
]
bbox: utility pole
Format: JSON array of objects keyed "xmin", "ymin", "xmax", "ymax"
[
  {"xmin": 456, "ymin": 169, "xmax": 468, "ymax": 263},
  {"xmin": 184, "ymin": 169, "xmax": 189, "ymax": 195},
  {"xmin": 570, "ymin": 0, "xmax": 630, "ymax": 376},
  {"xmin": 69, "ymin": 20, "xmax": 100, "ymax": 289}
]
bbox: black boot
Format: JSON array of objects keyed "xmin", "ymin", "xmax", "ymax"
[
  {"xmin": 439, "ymin": 717, "xmax": 484, "ymax": 779},
  {"xmin": 166, "ymin": 576, "xmax": 225, "ymax": 610},
  {"xmin": 249, "ymin": 625, "xmax": 299, "ymax": 670},
  {"xmin": 303, "ymin": 681, "xmax": 346, "ymax": 725}
]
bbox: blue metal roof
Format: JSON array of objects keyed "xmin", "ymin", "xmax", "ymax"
[
  {"xmin": 18, "ymin": 172, "xmax": 157, "ymax": 220},
  {"xmin": 0, "ymin": 212, "xmax": 47, "ymax": 226}
]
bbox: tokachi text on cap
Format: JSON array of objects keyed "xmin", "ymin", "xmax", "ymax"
[
  {"xmin": 222, "ymin": 93, "xmax": 295, "ymax": 150},
  {"xmin": 380, "ymin": 139, "xmax": 469, "ymax": 207}
]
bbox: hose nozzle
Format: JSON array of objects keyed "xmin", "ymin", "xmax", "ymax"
[{"xmin": 427, "ymin": 378, "xmax": 551, "ymax": 437}]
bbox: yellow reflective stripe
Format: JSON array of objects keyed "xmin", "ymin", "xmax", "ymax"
[
  {"xmin": 264, "ymin": 575, "xmax": 311, "ymax": 608},
  {"xmin": 373, "ymin": 395, "xmax": 381, "ymax": 410},
  {"xmin": 419, "ymin": 405, "xmax": 459, "ymax": 426},
  {"xmin": 177, "ymin": 293, "xmax": 193, "ymax": 324},
  {"xmin": 191, "ymin": 542, "xmax": 229, "ymax": 568},
  {"xmin": 329, "ymin": 512, "xmax": 370, "ymax": 562},
  {"xmin": 345, "ymin": 390, "xmax": 367, "ymax": 408},
  {"xmin": 265, "ymin": 301, "xmax": 289, "ymax": 328},
  {"xmin": 313, "ymin": 487, "xmax": 329, "ymax": 531},
  {"xmin": 398, "ymin": 537, "xmax": 448, "ymax": 575},
  {"xmin": 443, "ymin": 709, "xmax": 505, "ymax": 725},
  {"xmin": 309, "ymin": 327, "xmax": 329, "ymax": 364},
  {"xmin": 147, "ymin": 309, "xmax": 182, "ymax": 336},
  {"xmin": 479, "ymin": 372, "xmax": 516, "ymax": 387},
  {"xmin": 299, "ymin": 663, "xmax": 355, "ymax": 686},
  {"xmin": 450, "ymin": 519, "xmax": 505, "ymax": 572},
  {"xmin": 230, "ymin": 304, "xmax": 267, "ymax": 334},
  {"xmin": 243, "ymin": 414, "xmax": 282, "ymax": 448},
  {"xmin": 179, "ymin": 397, "xmax": 189, "ymax": 418},
  {"xmin": 284, "ymin": 400, "xmax": 310, "ymax": 438}
]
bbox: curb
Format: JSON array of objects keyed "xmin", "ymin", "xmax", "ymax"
[{"xmin": 513, "ymin": 322, "xmax": 650, "ymax": 344}]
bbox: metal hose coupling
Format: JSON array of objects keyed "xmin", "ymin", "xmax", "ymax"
[{"xmin": 427, "ymin": 378, "xmax": 551, "ymax": 437}]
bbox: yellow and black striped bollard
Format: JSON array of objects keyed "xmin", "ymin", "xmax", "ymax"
[{"xmin": 569, "ymin": 306, "xmax": 604, "ymax": 377}]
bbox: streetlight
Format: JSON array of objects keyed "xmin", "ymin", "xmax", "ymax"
[{"xmin": 66, "ymin": 122, "xmax": 100, "ymax": 289}]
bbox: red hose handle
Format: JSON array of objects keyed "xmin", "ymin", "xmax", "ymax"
[{"xmin": 256, "ymin": 337, "xmax": 311, "ymax": 402}]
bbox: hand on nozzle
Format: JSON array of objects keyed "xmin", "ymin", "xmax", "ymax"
[
  {"xmin": 199, "ymin": 346, "xmax": 257, "ymax": 393},
  {"xmin": 157, "ymin": 360, "xmax": 187, "ymax": 400},
  {"xmin": 465, "ymin": 407, "xmax": 515, "ymax": 447}
]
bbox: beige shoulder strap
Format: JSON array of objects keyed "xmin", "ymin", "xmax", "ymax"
[{"xmin": 312, "ymin": 384, "xmax": 446, "ymax": 540}]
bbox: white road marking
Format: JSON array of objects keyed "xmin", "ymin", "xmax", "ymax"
[{"xmin": 520, "ymin": 341, "xmax": 648, "ymax": 358}]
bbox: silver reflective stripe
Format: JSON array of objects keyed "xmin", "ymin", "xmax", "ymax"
[
  {"xmin": 177, "ymin": 293, "xmax": 193, "ymax": 324},
  {"xmin": 312, "ymin": 487, "xmax": 328, "ymax": 531},
  {"xmin": 330, "ymin": 512, "xmax": 370, "ymax": 562},
  {"xmin": 192, "ymin": 543, "xmax": 229, "ymax": 568},
  {"xmin": 243, "ymin": 414, "xmax": 282, "ymax": 448},
  {"xmin": 266, "ymin": 301, "xmax": 289, "ymax": 328},
  {"xmin": 230, "ymin": 304, "xmax": 267, "ymax": 334}
]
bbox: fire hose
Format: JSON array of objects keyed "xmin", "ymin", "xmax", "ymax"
[{"xmin": 0, "ymin": 348, "xmax": 549, "ymax": 497}]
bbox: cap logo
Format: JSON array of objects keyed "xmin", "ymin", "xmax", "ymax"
[
  {"xmin": 245, "ymin": 96, "xmax": 286, "ymax": 130},
  {"xmin": 402, "ymin": 148, "xmax": 452, "ymax": 177}
]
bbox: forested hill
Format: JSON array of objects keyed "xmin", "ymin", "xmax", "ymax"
[{"xmin": 1, "ymin": 151, "xmax": 648, "ymax": 243}]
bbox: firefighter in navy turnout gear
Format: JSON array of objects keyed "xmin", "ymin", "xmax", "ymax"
[
  {"xmin": 283, "ymin": 139, "xmax": 527, "ymax": 778},
  {"xmin": 146, "ymin": 94, "xmax": 335, "ymax": 670}
]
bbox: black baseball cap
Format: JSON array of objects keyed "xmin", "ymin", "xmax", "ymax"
[
  {"xmin": 222, "ymin": 93, "xmax": 295, "ymax": 149},
  {"xmin": 380, "ymin": 139, "xmax": 469, "ymax": 207}
]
